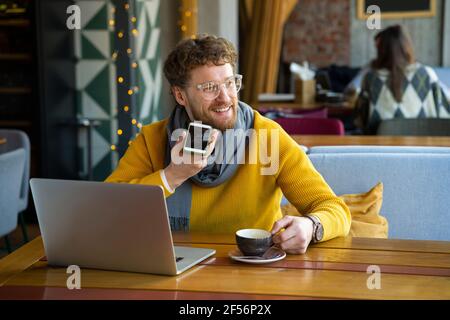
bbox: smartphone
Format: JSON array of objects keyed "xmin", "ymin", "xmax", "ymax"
[{"xmin": 183, "ymin": 122, "xmax": 213, "ymax": 155}]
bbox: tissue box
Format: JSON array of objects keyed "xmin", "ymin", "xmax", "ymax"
[{"xmin": 294, "ymin": 79, "xmax": 316, "ymax": 105}]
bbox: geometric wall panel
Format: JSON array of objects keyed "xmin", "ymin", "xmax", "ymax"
[
  {"xmin": 135, "ymin": 0, "xmax": 162, "ymax": 125},
  {"xmin": 74, "ymin": 0, "xmax": 161, "ymax": 180}
]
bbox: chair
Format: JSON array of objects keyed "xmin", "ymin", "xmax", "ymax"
[
  {"xmin": 261, "ymin": 107, "xmax": 328, "ymax": 120},
  {"xmin": 377, "ymin": 119, "xmax": 450, "ymax": 136},
  {"xmin": 0, "ymin": 129, "xmax": 31, "ymax": 243},
  {"xmin": 274, "ymin": 118, "xmax": 345, "ymax": 135},
  {"xmin": 0, "ymin": 149, "xmax": 26, "ymax": 253},
  {"xmin": 433, "ymin": 67, "xmax": 450, "ymax": 89},
  {"xmin": 308, "ymin": 145, "xmax": 450, "ymax": 154}
]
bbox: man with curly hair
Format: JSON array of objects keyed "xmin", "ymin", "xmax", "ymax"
[{"xmin": 106, "ymin": 34, "xmax": 351, "ymax": 254}]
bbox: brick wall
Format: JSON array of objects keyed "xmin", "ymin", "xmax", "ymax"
[{"xmin": 283, "ymin": 0, "xmax": 350, "ymax": 68}]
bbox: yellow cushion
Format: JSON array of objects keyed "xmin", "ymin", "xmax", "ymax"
[{"xmin": 281, "ymin": 182, "xmax": 388, "ymax": 238}]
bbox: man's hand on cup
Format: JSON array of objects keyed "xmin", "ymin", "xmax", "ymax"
[{"xmin": 270, "ymin": 215, "xmax": 314, "ymax": 254}]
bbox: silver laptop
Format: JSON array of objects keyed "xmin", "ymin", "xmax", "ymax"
[{"xmin": 29, "ymin": 178, "xmax": 215, "ymax": 276}]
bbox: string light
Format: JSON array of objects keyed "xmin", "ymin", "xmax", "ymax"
[
  {"xmin": 113, "ymin": 3, "xmax": 144, "ymax": 153},
  {"xmin": 180, "ymin": 0, "xmax": 197, "ymax": 38}
]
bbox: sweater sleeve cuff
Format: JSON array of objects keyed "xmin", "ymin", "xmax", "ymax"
[
  {"xmin": 139, "ymin": 170, "xmax": 175, "ymax": 197},
  {"xmin": 309, "ymin": 211, "xmax": 337, "ymax": 243},
  {"xmin": 160, "ymin": 169, "xmax": 175, "ymax": 194},
  {"xmin": 310, "ymin": 209, "xmax": 351, "ymax": 242}
]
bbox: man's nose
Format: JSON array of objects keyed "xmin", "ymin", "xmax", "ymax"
[{"xmin": 215, "ymin": 84, "xmax": 232, "ymax": 103}]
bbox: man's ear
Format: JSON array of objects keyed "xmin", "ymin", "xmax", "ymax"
[{"xmin": 172, "ymin": 86, "xmax": 187, "ymax": 107}]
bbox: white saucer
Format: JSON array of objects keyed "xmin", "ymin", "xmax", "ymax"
[{"xmin": 228, "ymin": 248, "xmax": 286, "ymax": 264}]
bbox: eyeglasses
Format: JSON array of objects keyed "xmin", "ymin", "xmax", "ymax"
[{"xmin": 194, "ymin": 74, "xmax": 243, "ymax": 100}]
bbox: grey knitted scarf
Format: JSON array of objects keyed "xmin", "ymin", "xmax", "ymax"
[{"xmin": 164, "ymin": 101, "xmax": 255, "ymax": 231}]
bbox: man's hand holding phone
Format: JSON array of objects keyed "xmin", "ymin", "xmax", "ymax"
[{"xmin": 164, "ymin": 123, "xmax": 219, "ymax": 190}]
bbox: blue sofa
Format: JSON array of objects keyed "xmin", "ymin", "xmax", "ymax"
[
  {"xmin": 433, "ymin": 67, "xmax": 450, "ymax": 100},
  {"xmin": 284, "ymin": 146, "xmax": 450, "ymax": 241}
]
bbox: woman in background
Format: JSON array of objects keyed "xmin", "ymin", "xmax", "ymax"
[{"xmin": 354, "ymin": 25, "xmax": 450, "ymax": 134}]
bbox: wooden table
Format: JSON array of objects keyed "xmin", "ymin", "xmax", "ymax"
[
  {"xmin": 256, "ymin": 101, "xmax": 354, "ymax": 117},
  {"xmin": 292, "ymin": 135, "xmax": 450, "ymax": 148},
  {"xmin": 1, "ymin": 233, "xmax": 449, "ymax": 300}
]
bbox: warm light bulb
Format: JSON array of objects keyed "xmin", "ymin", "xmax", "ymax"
[
  {"xmin": 132, "ymin": 29, "xmax": 139, "ymax": 36},
  {"xmin": 111, "ymin": 144, "xmax": 116, "ymax": 151},
  {"xmin": 185, "ymin": 11, "xmax": 192, "ymax": 17},
  {"xmin": 124, "ymin": 3, "xmax": 130, "ymax": 10},
  {"xmin": 131, "ymin": 17, "xmax": 137, "ymax": 23},
  {"xmin": 117, "ymin": 129, "xmax": 123, "ymax": 135},
  {"xmin": 181, "ymin": 25, "xmax": 187, "ymax": 32},
  {"xmin": 132, "ymin": 62, "xmax": 138, "ymax": 69},
  {"xmin": 109, "ymin": 19, "xmax": 115, "ymax": 27},
  {"xmin": 118, "ymin": 77, "xmax": 124, "ymax": 83},
  {"xmin": 127, "ymin": 89, "xmax": 133, "ymax": 95},
  {"xmin": 118, "ymin": 31, "xmax": 124, "ymax": 38},
  {"xmin": 131, "ymin": 119, "xmax": 137, "ymax": 125},
  {"xmin": 127, "ymin": 48, "xmax": 132, "ymax": 54},
  {"xmin": 123, "ymin": 105, "xmax": 129, "ymax": 112},
  {"xmin": 137, "ymin": 123, "xmax": 142, "ymax": 129}
]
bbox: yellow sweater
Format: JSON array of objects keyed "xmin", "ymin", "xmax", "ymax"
[{"xmin": 105, "ymin": 111, "xmax": 351, "ymax": 241}]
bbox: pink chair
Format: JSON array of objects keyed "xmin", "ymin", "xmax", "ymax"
[
  {"xmin": 287, "ymin": 107, "xmax": 328, "ymax": 118},
  {"xmin": 274, "ymin": 117, "xmax": 345, "ymax": 135},
  {"xmin": 260, "ymin": 107, "xmax": 328, "ymax": 119}
]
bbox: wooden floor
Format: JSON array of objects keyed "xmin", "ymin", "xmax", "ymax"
[{"xmin": 0, "ymin": 224, "xmax": 41, "ymax": 259}]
